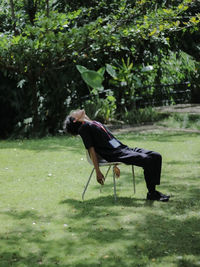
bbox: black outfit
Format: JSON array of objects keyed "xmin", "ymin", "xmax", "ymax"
[{"xmin": 79, "ymin": 121, "xmax": 162, "ymax": 190}]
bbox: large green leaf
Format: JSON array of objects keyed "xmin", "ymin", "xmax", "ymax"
[
  {"xmin": 76, "ymin": 65, "xmax": 104, "ymax": 90},
  {"xmin": 81, "ymin": 70, "xmax": 104, "ymax": 90},
  {"xmin": 76, "ymin": 65, "xmax": 88, "ymax": 74},
  {"xmin": 106, "ymin": 64, "xmax": 117, "ymax": 78},
  {"xmin": 97, "ymin": 67, "xmax": 105, "ymax": 77}
]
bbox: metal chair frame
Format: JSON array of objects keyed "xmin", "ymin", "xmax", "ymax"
[{"xmin": 82, "ymin": 151, "xmax": 136, "ymax": 201}]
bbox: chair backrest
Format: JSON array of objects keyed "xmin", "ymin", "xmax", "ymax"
[{"xmin": 86, "ymin": 150, "xmax": 108, "ymax": 165}]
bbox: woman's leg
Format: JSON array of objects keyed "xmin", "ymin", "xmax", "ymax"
[
  {"xmin": 115, "ymin": 147, "xmax": 162, "ymax": 187},
  {"xmin": 112, "ymin": 147, "xmax": 169, "ymax": 201}
]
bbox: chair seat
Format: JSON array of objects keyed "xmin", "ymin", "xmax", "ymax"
[
  {"xmin": 86, "ymin": 150, "xmax": 121, "ymax": 165},
  {"xmin": 98, "ymin": 159, "xmax": 122, "ymax": 166}
]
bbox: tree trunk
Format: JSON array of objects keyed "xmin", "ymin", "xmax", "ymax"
[
  {"xmin": 9, "ymin": 0, "xmax": 17, "ymax": 35},
  {"xmin": 25, "ymin": 0, "xmax": 38, "ymax": 25}
]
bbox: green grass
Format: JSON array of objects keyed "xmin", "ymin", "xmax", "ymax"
[{"xmin": 0, "ymin": 130, "xmax": 200, "ymax": 267}]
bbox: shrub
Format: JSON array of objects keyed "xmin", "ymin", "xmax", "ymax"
[{"xmin": 122, "ymin": 107, "xmax": 162, "ymax": 125}]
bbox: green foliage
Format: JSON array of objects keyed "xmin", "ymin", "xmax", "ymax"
[
  {"xmin": 0, "ymin": 72, "xmax": 21, "ymax": 138},
  {"xmin": 83, "ymin": 94, "xmax": 116, "ymax": 123},
  {"xmin": 107, "ymin": 58, "xmax": 140, "ymax": 113},
  {"xmin": 0, "ymin": 0, "xmax": 199, "ymax": 137},
  {"xmin": 76, "ymin": 65, "xmax": 104, "ymax": 92},
  {"xmin": 123, "ymin": 107, "xmax": 162, "ymax": 125},
  {"xmin": 160, "ymin": 51, "xmax": 196, "ymax": 84},
  {"xmin": 76, "ymin": 64, "xmax": 116, "ymax": 122}
]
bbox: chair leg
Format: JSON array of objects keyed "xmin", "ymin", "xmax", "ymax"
[
  {"xmin": 82, "ymin": 168, "xmax": 95, "ymax": 201},
  {"xmin": 100, "ymin": 165, "xmax": 112, "ymax": 193},
  {"xmin": 105, "ymin": 165, "xmax": 112, "ymax": 180},
  {"xmin": 132, "ymin": 165, "xmax": 136, "ymax": 194},
  {"xmin": 113, "ymin": 166, "xmax": 117, "ymax": 201}
]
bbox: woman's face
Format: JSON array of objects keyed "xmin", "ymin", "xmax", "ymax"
[{"xmin": 71, "ymin": 109, "xmax": 85, "ymax": 121}]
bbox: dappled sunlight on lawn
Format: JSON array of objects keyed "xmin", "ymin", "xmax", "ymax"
[{"xmin": 0, "ymin": 131, "xmax": 200, "ymax": 266}]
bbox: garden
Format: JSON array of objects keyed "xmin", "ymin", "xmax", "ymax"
[
  {"xmin": 0, "ymin": 1, "xmax": 200, "ymax": 266},
  {"xmin": 0, "ymin": 0, "xmax": 200, "ymax": 138}
]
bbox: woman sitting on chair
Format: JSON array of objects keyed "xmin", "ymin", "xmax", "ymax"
[{"xmin": 63, "ymin": 109, "xmax": 170, "ymax": 202}]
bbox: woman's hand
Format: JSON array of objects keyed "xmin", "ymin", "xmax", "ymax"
[
  {"xmin": 113, "ymin": 165, "xmax": 120, "ymax": 178},
  {"xmin": 96, "ymin": 171, "xmax": 105, "ymax": 185},
  {"xmin": 88, "ymin": 147, "xmax": 104, "ymax": 185}
]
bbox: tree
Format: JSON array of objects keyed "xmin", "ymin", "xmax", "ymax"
[
  {"xmin": 9, "ymin": 0, "xmax": 17, "ymax": 34},
  {"xmin": 0, "ymin": 0, "xmax": 199, "ymax": 137}
]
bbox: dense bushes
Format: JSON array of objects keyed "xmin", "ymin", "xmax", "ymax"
[{"xmin": 0, "ymin": 0, "xmax": 199, "ymax": 137}]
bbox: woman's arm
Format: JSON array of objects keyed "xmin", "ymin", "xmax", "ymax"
[{"xmin": 88, "ymin": 147, "xmax": 105, "ymax": 185}]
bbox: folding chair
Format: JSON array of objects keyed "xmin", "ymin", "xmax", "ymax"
[{"xmin": 82, "ymin": 151, "xmax": 136, "ymax": 201}]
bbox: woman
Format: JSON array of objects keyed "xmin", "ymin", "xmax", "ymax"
[{"xmin": 63, "ymin": 109, "xmax": 170, "ymax": 202}]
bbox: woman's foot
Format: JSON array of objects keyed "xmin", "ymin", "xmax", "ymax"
[{"xmin": 147, "ymin": 191, "xmax": 170, "ymax": 202}]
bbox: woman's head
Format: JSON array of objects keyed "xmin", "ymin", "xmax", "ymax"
[{"xmin": 63, "ymin": 115, "xmax": 82, "ymax": 135}]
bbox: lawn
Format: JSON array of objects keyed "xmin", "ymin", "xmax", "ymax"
[{"xmin": 0, "ymin": 129, "xmax": 200, "ymax": 267}]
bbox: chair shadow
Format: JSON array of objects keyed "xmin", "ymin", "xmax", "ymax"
[{"xmin": 60, "ymin": 195, "xmax": 147, "ymax": 208}]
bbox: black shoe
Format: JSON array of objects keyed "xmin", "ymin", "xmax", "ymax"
[
  {"xmin": 158, "ymin": 191, "xmax": 170, "ymax": 199},
  {"xmin": 147, "ymin": 191, "xmax": 170, "ymax": 202}
]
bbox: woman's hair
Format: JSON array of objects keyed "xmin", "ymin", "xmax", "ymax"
[{"xmin": 63, "ymin": 116, "xmax": 82, "ymax": 135}]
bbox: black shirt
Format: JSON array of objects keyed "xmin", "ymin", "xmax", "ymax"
[{"xmin": 78, "ymin": 121, "xmax": 127, "ymax": 161}]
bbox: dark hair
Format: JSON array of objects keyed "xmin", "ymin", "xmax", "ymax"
[{"xmin": 63, "ymin": 116, "xmax": 82, "ymax": 135}]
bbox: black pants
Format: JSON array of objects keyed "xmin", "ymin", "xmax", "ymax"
[{"xmin": 110, "ymin": 147, "xmax": 162, "ymax": 189}]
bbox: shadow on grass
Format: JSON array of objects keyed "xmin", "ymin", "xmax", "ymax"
[
  {"xmin": 60, "ymin": 189, "xmax": 200, "ymax": 265},
  {"xmin": 0, "ymin": 130, "xmax": 200, "ymax": 266},
  {"xmin": 59, "ymin": 187, "xmax": 200, "ymax": 265},
  {"xmin": 61, "ymin": 195, "xmax": 146, "ymax": 207},
  {"xmin": 126, "ymin": 213, "xmax": 200, "ymax": 259},
  {"xmin": 60, "ymin": 183, "xmax": 200, "ymax": 217},
  {"xmin": 166, "ymin": 160, "xmax": 200, "ymax": 165},
  {"xmin": 1, "ymin": 185, "xmax": 200, "ymax": 267},
  {"xmin": 0, "ymin": 209, "xmax": 42, "ymax": 220}
]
